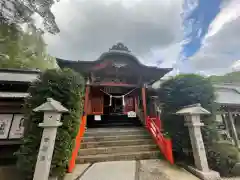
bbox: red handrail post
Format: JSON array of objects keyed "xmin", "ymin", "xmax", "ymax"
[
  {"xmin": 146, "ymin": 116, "xmax": 174, "ymax": 165},
  {"xmin": 68, "ymin": 116, "xmax": 87, "ymax": 172}
]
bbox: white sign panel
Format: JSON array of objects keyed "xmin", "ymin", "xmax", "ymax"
[
  {"xmin": 127, "ymin": 111, "xmax": 136, "ymax": 118},
  {"xmin": 0, "ymin": 114, "xmax": 13, "ymax": 139},
  {"xmin": 9, "ymin": 114, "xmax": 25, "ymax": 139},
  {"xmin": 94, "ymin": 115, "xmax": 101, "ymax": 121}
]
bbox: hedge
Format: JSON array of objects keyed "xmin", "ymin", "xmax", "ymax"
[
  {"xmin": 157, "ymin": 74, "xmax": 217, "ymax": 161},
  {"xmin": 207, "ymin": 141, "xmax": 240, "ymax": 176},
  {"xmin": 15, "ymin": 68, "xmax": 85, "ymax": 179}
]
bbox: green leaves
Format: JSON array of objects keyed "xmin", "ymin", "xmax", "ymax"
[
  {"xmin": 16, "ymin": 69, "xmax": 85, "ymax": 179},
  {"xmin": 209, "ymin": 71, "xmax": 240, "ymax": 83},
  {"xmin": 207, "ymin": 142, "xmax": 240, "ymax": 176},
  {"xmin": 157, "ymin": 74, "xmax": 217, "ymax": 161},
  {"xmin": 0, "ymin": 22, "xmax": 58, "ymax": 70},
  {"xmin": 0, "ymin": 0, "xmax": 60, "ymax": 34}
]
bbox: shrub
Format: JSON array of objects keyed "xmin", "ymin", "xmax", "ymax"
[
  {"xmin": 15, "ymin": 68, "xmax": 85, "ymax": 179},
  {"xmin": 157, "ymin": 74, "xmax": 217, "ymax": 160},
  {"xmin": 207, "ymin": 141, "xmax": 240, "ymax": 176}
]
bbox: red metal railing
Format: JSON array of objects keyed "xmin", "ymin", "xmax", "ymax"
[
  {"xmin": 68, "ymin": 115, "xmax": 87, "ymax": 172},
  {"xmin": 146, "ymin": 116, "xmax": 174, "ymax": 164}
]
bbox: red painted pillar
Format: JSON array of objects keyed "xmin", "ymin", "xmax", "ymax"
[
  {"xmin": 83, "ymin": 86, "xmax": 90, "ymax": 115},
  {"xmin": 141, "ymin": 86, "xmax": 147, "ymax": 126},
  {"xmin": 134, "ymin": 96, "xmax": 138, "ymax": 112}
]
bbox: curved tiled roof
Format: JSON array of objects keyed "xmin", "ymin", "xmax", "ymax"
[
  {"xmin": 56, "ymin": 43, "xmax": 172, "ymax": 82},
  {"xmin": 214, "ymin": 84, "xmax": 240, "ymax": 105},
  {"xmin": 0, "ymin": 68, "xmax": 40, "ymax": 82}
]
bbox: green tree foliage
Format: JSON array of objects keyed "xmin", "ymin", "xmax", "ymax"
[
  {"xmin": 207, "ymin": 141, "xmax": 240, "ymax": 176},
  {"xmin": 0, "ymin": 0, "xmax": 60, "ymax": 34},
  {"xmin": 0, "ymin": 22, "xmax": 57, "ymax": 70},
  {"xmin": 158, "ymin": 74, "xmax": 217, "ymax": 161},
  {"xmin": 16, "ymin": 69, "xmax": 85, "ymax": 179},
  {"xmin": 209, "ymin": 71, "xmax": 240, "ymax": 83},
  {"xmin": 158, "ymin": 74, "xmax": 240, "ymax": 176}
]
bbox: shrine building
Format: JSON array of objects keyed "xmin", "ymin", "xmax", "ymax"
[{"xmin": 57, "ymin": 43, "xmax": 172, "ymax": 128}]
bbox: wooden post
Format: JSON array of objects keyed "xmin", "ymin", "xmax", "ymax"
[
  {"xmin": 228, "ymin": 111, "xmax": 240, "ymax": 149},
  {"xmin": 141, "ymin": 85, "xmax": 147, "ymax": 126},
  {"xmin": 84, "ymin": 86, "xmax": 90, "ymax": 115},
  {"xmin": 134, "ymin": 96, "xmax": 138, "ymax": 112}
]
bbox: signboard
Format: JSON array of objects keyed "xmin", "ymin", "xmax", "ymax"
[
  {"xmin": 9, "ymin": 114, "xmax": 25, "ymax": 139},
  {"xmin": 94, "ymin": 115, "xmax": 101, "ymax": 121},
  {"xmin": 127, "ymin": 111, "xmax": 136, "ymax": 118},
  {"xmin": 0, "ymin": 114, "xmax": 13, "ymax": 139}
]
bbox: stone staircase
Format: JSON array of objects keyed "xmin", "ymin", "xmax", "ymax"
[
  {"xmin": 86, "ymin": 115, "xmax": 142, "ymax": 128},
  {"xmin": 76, "ymin": 127, "xmax": 161, "ymax": 164}
]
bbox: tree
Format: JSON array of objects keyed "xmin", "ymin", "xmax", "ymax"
[
  {"xmin": 0, "ymin": 22, "xmax": 57, "ymax": 70},
  {"xmin": 0, "ymin": 0, "xmax": 60, "ymax": 34},
  {"xmin": 158, "ymin": 74, "xmax": 217, "ymax": 162},
  {"xmin": 16, "ymin": 69, "xmax": 85, "ymax": 179},
  {"xmin": 158, "ymin": 74, "xmax": 240, "ymax": 176},
  {"xmin": 209, "ymin": 71, "xmax": 240, "ymax": 84}
]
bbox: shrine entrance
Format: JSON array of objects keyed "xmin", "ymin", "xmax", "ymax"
[
  {"xmin": 85, "ymin": 86, "xmax": 140, "ymax": 128},
  {"xmin": 57, "ymin": 42, "xmax": 172, "ymax": 128},
  {"xmin": 57, "ymin": 43, "xmax": 175, "ymax": 172},
  {"xmin": 105, "ymin": 94, "xmax": 123, "ymax": 115}
]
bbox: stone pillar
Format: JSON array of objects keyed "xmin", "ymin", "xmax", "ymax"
[
  {"xmin": 184, "ymin": 115, "xmax": 209, "ymax": 171},
  {"xmin": 228, "ymin": 111, "xmax": 240, "ymax": 149},
  {"xmin": 176, "ymin": 103, "xmax": 220, "ymax": 180},
  {"xmin": 33, "ymin": 98, "xmax": 68, "ymax": 180}
]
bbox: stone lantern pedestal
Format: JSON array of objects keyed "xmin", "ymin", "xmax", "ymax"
[
  {"xmin": 33, "ymin": 98, "xmax": 68, "ymax": 180},
  {"xmin": 176, "ymin": 103, "xmax": 221, "ymax": 180}
]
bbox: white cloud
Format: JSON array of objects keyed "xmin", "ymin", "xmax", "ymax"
[
  {"xmin": 42, "ymin": 0, "xmax": 183, "ymax": 66},
  {"xmin": 232, "ymin": 60, "xmax": 240, "ymax": 71},
  {"xmin": 189, "ymin": 0, "xmax": 240, "ymax": 74}
]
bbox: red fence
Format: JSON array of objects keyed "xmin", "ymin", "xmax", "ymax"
[
  {"xmin": 146, "ymin": 116, "xmax": 174, "ymax": 164},
  {"xmin": 68, "ymin": 116, "xmax": 87, "ymax": 172}
]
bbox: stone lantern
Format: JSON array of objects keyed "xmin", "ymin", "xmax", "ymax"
[
  {"xmin": 33, "ymin": 98, "xmax": 68, "ymax": 180},
  {"xmin": 176, "ymin": 103, "xmax": 221, "ymax": 180}
]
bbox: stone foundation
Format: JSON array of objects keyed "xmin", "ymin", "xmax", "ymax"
[{"xmin": 187, "ymin": 166, "xmax": 221, "ymax": 180}]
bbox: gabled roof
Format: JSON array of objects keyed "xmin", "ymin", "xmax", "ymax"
[
  {"xmin": 0, "ymin": 92, "xmax": 29, "ymax": 98},
  {"xmin": 33, "ymin": 98, "xmax": 68, "ymax": 113},
  {"xmin": 214, "ymin": 83, "xmax": 240, "ymax": 106},
  {"xmin": 176, "ymin": 103, "xmax": 210, "ymax": 115},
  {"xmin": 56, "ymin": 43, "xmax": 172, "ymax": 82},
  {"xmin": 0, "ymin": 68, "xmax": 40, "ymax": 83}
]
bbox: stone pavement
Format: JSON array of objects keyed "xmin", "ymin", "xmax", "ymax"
[{"xmin": 64, "ymin": 159, "xmax": 200, "ymax": 180}]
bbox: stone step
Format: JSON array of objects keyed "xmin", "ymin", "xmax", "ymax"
[
  {"xmin": 80, "ymin": 139, "xmax": 155, "ymax": 149},
  {"xmin": 78, "ymin": 144, "xmax": 159, "ymax": 156},
  {"xmin": 85, "ymin": 127, "xmax": 148, "ymax": 137},
  {"xmin": 82, "ymin": 134, "xmax": 151, "ymax": 142},
  {"xmin": 76, "ymin": 150, "xmax": 161, "ymax": 164},
  {"xmin": 92, "ymin": 122, "xmax": 142, "ymax": 128}
]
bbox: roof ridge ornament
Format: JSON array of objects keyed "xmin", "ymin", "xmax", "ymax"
[{"xmin": 109, "ymin": 42, "xmax": 131, "ymax": 52}]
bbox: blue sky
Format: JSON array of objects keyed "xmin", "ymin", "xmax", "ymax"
[
  {"xmin": 176, "ymin": 0, "xmax": 222, "ymax": 73},
  {"xmin": 182, "ymin": 0, "xmax": 222, "ymax": 58},
  {"xmin": 178, "ymin": 0, "xmax": 240, "ymax": 74}
]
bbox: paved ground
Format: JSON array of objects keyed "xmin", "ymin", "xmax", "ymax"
[{"xmin": 64, "ymin": 159, "xmax": 200, "ymax": 180}]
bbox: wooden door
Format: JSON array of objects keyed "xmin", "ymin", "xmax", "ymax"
[
  {"xmin": 124, "ymin": 97, "xmax": 134, "ymax": 113},
  {"xmin": 90, "ymin": 96, "xmax": 104, "ymax": 115}
]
